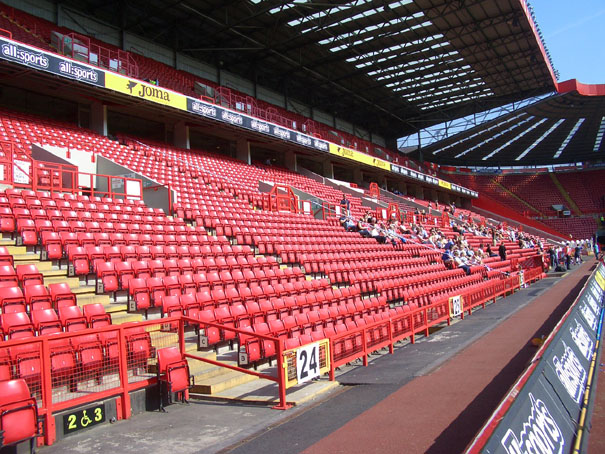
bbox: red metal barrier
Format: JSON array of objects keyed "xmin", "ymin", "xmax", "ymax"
[
  {"xmin": 0, "ymin": 317, "xmax": 180, "ymax": 445},
  {"xmin": 180, "ymin": 316, "xmax": 291, "ymax": 410},
  {"xmin": 25, "ymin": 162, "xmax": 144, "ymax": 201}
]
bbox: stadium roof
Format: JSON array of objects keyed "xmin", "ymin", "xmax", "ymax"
[
  {"xmin": 418, "ymin": 81, "xmax": 605, "ymax": 167},
  {"xmin": 59, "ymin": 0, "xmax": 557, "ymax": 143}
]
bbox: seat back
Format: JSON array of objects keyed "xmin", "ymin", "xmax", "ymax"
[{"xmin": 0, "ymin": 379, "xmax": 38, "ymax": 446}]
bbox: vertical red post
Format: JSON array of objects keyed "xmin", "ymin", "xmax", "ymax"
[
  {"xmin": 40, "ymin": 338, "xmax": 56, "ymax": 446},
  {"xmin": 329, "ymin": 339, "xmax": 336, "ymax": 381},
  {"xmin": 117, "ymin": 326, "xmax": 132, "ymax": 420},
  {"xmin": 362, "ymin": 328, "xmax": 368, "ymax": 366},
  {"xmin": 178, "ymin": 317, "xmax": 186, "ymax": 354},
  {"xmin": 272, "ymin": 339, "xmax": 291, "ymax": 410},
  {"xmin": 424, "ymin": 308, "xmax": 429, "ymax": 337}
]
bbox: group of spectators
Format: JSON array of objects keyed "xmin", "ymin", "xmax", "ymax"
[
  {"xmin": 548, "ymin": 239, "xmax": 592, "ymax": 270},
  {"xmin": 338, "ymin": 205, "xmax": 552, "ymax": 277}
]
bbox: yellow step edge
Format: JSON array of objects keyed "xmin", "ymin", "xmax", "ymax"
[
  {"xmin": 43, "ymin": 276, "xmax": 80, "ymax": 288},
  {"xmin": 6, "ymin": 246, "xmax": 27, "ymax": 255},
  {"xmin": 191, "ymin": 369, "xmax": 258, "ymax": 395},
  {"xmin": 11, "ymin": 254, "xmax": 41, "ymax": 262},
  {"xmin": 76, "ymin": 294, "xmax": 111, "ymax": 306},
  {"xmin": 110, "ymin": 313, "xmax": 143, "ymax": 324}
]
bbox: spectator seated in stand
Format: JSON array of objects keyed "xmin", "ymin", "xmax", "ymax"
[{"xmin": 339, "ymin": 215, "xmax": 357, "ymax": 232}]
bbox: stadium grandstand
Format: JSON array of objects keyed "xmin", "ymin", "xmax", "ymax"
[{"xmin": 0, "ymin": 1, "xmax": 602, "ymax": 454}]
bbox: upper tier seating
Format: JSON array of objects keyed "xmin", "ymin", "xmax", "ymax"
[
  {"xmin": 0, "ymin": 4, "xmax": 401, "ymax": 163},
  {"xmin": 555, "ymin": 170, "xmax": 605, "ymax": 214}
]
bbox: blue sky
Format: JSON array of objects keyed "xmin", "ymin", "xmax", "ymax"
[{"xmin": 531, "ymin": 0, "xmax": 605, "ymax": 84}]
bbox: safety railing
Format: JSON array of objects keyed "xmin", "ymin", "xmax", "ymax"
[
  {"xmin": 26, "ymin": 162, "xmax": 144, "ymax": 201},
  {"xmin": 0, "ymin": 317, "xmax": 179, "ymax": 446},
  {"xmin": 181, "ymin": 315, "xmax": 292, "ymax": 410},
  {"xmin": 59, "ymin": 33, "xmax": 138, "ymax": 78},
  {"xmin": 328, "ymin": 298, "xmax": 450, "ymax": 377}
]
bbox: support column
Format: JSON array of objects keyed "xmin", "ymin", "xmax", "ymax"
[
  {"xmin": 90, "ymin": 102, "xmax": 107, "ymax": 137},
  {"xmin": 352, "ymin": 167, "xmax": 363, "ymax": 186},
  {"xmin": 174, "ymin": 121, "xmax": 190, "ymax": 149},
  {"xmin": 284, "ymin": 150, "xmax": 297, "ymax": 172},
  {"xmin": 235, "ymin": 139, "xmax": 251, "ymax": 165},
  {"xmin": 322, "ymin": 159, "xmax": 334, "ymax": 179}
]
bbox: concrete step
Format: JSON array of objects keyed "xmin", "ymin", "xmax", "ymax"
[
  {"xmin": 206, "ymin": 377, "xmax": 340, "ymax": 407},
  {"xmin": 76, "ymin": 293, "xmax": 110, "ymax": 307},
  {"xmin": 11, "ymin": 258, "xmax": 53, "ymax": 271},
  {"xmin": 6, "ymin": 245, "xmax": 27, "ymax": 255},
  {"xmin": 12, "ymin": 253, "xmax": 42, "ymax": 263},
  {"xmin": 0, "ymin": 238, "xmax": 16, "ymax": 246},
  {"xmin": 72, "ymin": 285, "xmax": 97, "ymax": 295},
  {"xmin": 105, "ymin": 303, "xmax": 128, "ymax": 314},
  {"xmin": 191, "ymin": 367, "xmax": 258, "ymax": 395},
  {"xmin": 43, "ymin": 276, "xmax": 80, "ymax": 288},
  {"xmin": 41, "ymin": 269, "xmax": 67, "ymax": 278},
  {"xmin": 106, "ymin": 312, "xmax": 142, "ymax": 325}
]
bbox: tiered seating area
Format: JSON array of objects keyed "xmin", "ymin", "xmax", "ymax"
[
  {"xmin": 445, "ymin": 173, "xmax": 536, "ymax": 216},
  {"xmin": 555, "ymin": 169, "xmax": 605, "ymax": 214},
  {"xmin": 445, "ymin": 172, "xmax": 603, "ymax": 240},
  {"xmin": 0, "ymin": 3, "xmax": 401, "ymax": 163},
  {"xmin": 539, "ymin": 216, "xmax": 598, "ymax": 240},
  {"xmin": 494, "ymin": 174, "xmax": 567, "ymax": 217}
]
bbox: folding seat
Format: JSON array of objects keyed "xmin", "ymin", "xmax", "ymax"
[
  {"xmin": 132, "ymin": 261, "xmax": 151, "ymax": 279},
  {"xmin": 176, "ymin": 258, "xmax": 192, "ymax": 275},
  {"xmin": 16, "ymin": 219, "xmax": 37, "ymax": 246},
  {"xmin": 71, "ymin": 332, "xmax": 105, "ymax": 384},
  {"xmin": 119, "ymin": 245, "xmax": 137, "ymax": 261},
  {"xmin": 31, "ymin": 308, "xmax": 62, "ymax": 336},
  {"xmin": 211, "ymin": 286, "xmax": 229, "ymax": 307},
  {"xmin": 147, "ymin": 259, "xmax": 164, "ymax": 278},
  {"xmin": 268, "ymin": 319, "xmax": 288, "ymax": 342},
  {"xmin": 84, "ymin": 245, "xmax": 106, "ymax": 273},
  {"xmin": 163, "ymin": 245, "xmax": 179, "ymax": 260},
  {"xmin": 149, "ymin": 245, "xmax": 165, "ymax": 260},
  {"xmin": 83, "ymin": 303, "xmax": 112, "ymax": 328},
  {"xmin": 128, "ymin": 278, "xmax": 151, "ymax": 313},
  {"xmin": 125, "ymin": 326, "xmax": 154, "ymax": 372},
  {"xmin": 214, "ymin": 306, "xmax": 236, "ymax": 341},
  {"xmin": 178, "ymin": 274, "xmax": 196, "ymax": 294},
  {"xmin": 164, "ymin": 234, "xmax": 178, "ymax": 246},
  {"xmin": 84, "ymin": 221, "xmax": 102, "ymax": 233},
  {"xmin": 12, "ymin": 207, "xmax": 31, "ymax": 221},
  {"xmin": 0, "ymin": 207, "xmax": 15, "ymax": 233},
  {"xmin": 124, "ymin": 233, "xmax": 140, "ymax": 245},
  {"xmin": 180, "ymin": 293, "xmax": 200, "ymax": 319},
  {"xmin": 115, "ymin": 261, "xmax": 135, "ymax": 290},
  {"xmin": 2, "ymin": 312, "xmax": 34, "ymax": 339},
  {"xmin": 23, "ymin": 285, "xmax": 52, "ymax": 312},
  {"xmin": 109, "ymin": 232, "xmax": 125, "ymax": 246},
  {"xmin": 195, "ymin": 290, "xmax": 213, "ymax": 310},
  {"xmin": 197, "ymin": 309, "xmax": 220, "ymax": 346},
  {"xmin": 151, "ymin": 234, "xmax": 165, "ymax": 246},
  {"xmin": 142, "ymin": 277, "xmax": 164, "ymax": 307},
  {"xmin": 138, "ymin": 234, "xmax": 154, "ymax": 246},
  {"xmin": 40, "ymin": 231, "xmax": 62, "ymax": 260},
  {"xmin": 47, "ymin": 281, "xmax": 76, "ymax": 310},
  {"xmin": 0, "ymin": 266, "xmax": 19, "ymax": 289},
  {"xmin": 103, "ymin": 245, "xmax": 122, "ymax": 263},
  {"xmin": 0, "ymin": 246, "xmax": 13, "ymax": 267},
  {"xmin": 50, "ymin": 220, "xmax": 70, "ymax": 233},
  {"xmin": 58, "ymin": 305, "xmax": 87, "ymax": 332},
  {"xmin": 0, "ymin": 286, "xmax": 26, "ymax": 314},
  {"xmin": 0, "ymin": 379, "xmax": 40, "ymax": 452},
  {"xmin": 15, "ymin": 264, "xmax": 44, "ymax": 288},
  {"xmin": 136, "ymin": 245, "xmax": 152, "ymax": 260},
  {"xmin": 161, "ymin": 295, "xmax": 182, "ymax": 319},
  {"xmin": 156, "ymin": 347, "xmax": 190, "ymax": 410},
  {"xmin": 163, "ymin": 275, "xmax": 181, "ymax": 296}
]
